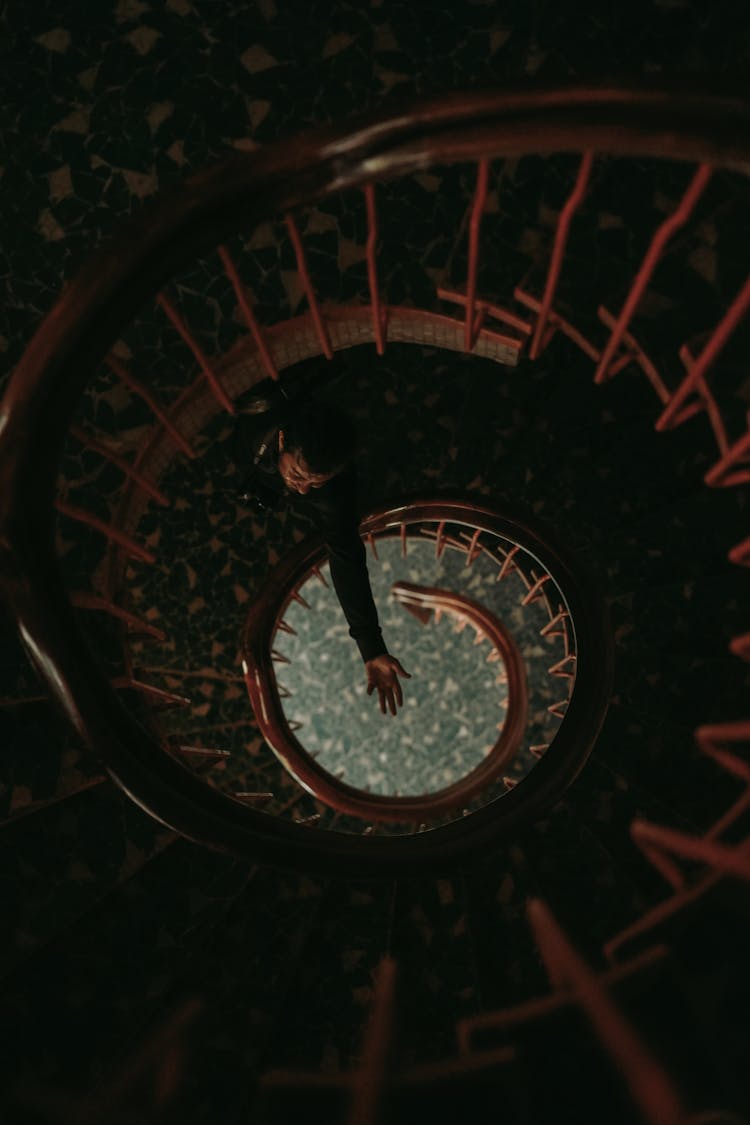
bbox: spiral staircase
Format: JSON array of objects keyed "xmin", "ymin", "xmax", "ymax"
[{"xmin": 1, "ymin": 86, "xmax": 750, "ymax": 1123}]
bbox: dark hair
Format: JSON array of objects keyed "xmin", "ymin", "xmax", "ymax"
[{"xmin": 283, "ymin": 399, "xmax": 358, "ymax": 475}]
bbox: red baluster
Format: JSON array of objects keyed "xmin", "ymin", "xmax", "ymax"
[
  {"xmin": 595, "ymin": 164, "xmax": 712, "ymax": 383},
  {"xmin": 285, "ymin": 215, "xmax": 333, "ymax": 359},
  {"xmin": 464, "ymin": 159, "xmax": 489, "ymax": 353},
  {"xmin": 528, "ymin": 898, "xmax": 685, "ymax": 1125},
  {"xmin": 364, "ymin": 184, "xmax": 386, "ymax": 355},
  {"xmin": 157, "ymin": 293, "xmax": 235, "ymax": 414},
  {"xmin": 70, "ymin": 424, "xmax": 169, "ymax": 506},
  {"xmin": 657, "ymin": 273, "xmax": 750, "ymax": 432},
  {"xmin": 107, "ymin": 355, "xmax": 196, "ymax": 459},
  {"xmin": 531, "ymin": 151, "xmax": 594, "ymax": 361},
  {"xmin": 218, "ymin": 244, "xmax": 278, "ymax": 380},
  {"xmin": 56, "ymin": 499, "xmax": 156, "ymax": 564}
]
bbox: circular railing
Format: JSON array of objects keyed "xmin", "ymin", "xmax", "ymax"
[
  {"xmin": 240, "ymin": 498, "xmax": 603, "ymax": 828},
  {"xmin": 0, "ymin": 84, "xmax": 747, "ymax": 877}
]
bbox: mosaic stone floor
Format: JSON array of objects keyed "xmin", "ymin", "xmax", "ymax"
[
  {"xmin": 3, "ymin": 0, "xmax": 750, "ymax": 1117},
  {"xmin": 276, "ymin": 536, "xmax": 562, "ymax": 798}
]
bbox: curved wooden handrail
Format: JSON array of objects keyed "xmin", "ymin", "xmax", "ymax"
[
  {"xmin": 241, "ymin": 496, "xmax": 609, "ymax": 838},
  {"xmin": 6, "ymin": 83, "xmax": 742, "ymax": 869},
  {"xmin": 243, "ymin": 549, "xmax": 529, "ymax": 822}
]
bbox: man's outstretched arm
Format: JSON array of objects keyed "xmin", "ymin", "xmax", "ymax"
[{"xmin": 311, "ymin": 474, "xmax": 410, "ymax": 714}]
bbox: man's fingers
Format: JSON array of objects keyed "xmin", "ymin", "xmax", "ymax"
[{"xmin": 366, "ymin": 659, "xmax": 409, "ymax": 715}]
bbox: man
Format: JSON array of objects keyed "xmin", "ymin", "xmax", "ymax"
[{"xmin": 236, "ymin": 380, "xmax": 410, "ymax": 716}]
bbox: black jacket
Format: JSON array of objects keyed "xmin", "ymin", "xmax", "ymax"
[{"xmin": 235, "ymin": 413, "xmax": 387, "ymax": 663}]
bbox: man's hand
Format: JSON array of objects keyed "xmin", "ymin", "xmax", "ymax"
[{"xmin": 365, "ymin": 655, "xmax": 411, "ymax": 716}]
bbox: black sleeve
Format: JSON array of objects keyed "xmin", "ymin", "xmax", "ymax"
[{"xmin": 307, "ymin": 470, "xmax": 387, "ymax": 663}]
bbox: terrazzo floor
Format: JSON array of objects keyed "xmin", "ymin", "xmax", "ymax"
[{"xmin": 276, "ymin": 535, "xmax": 564, "ymax": 798}]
